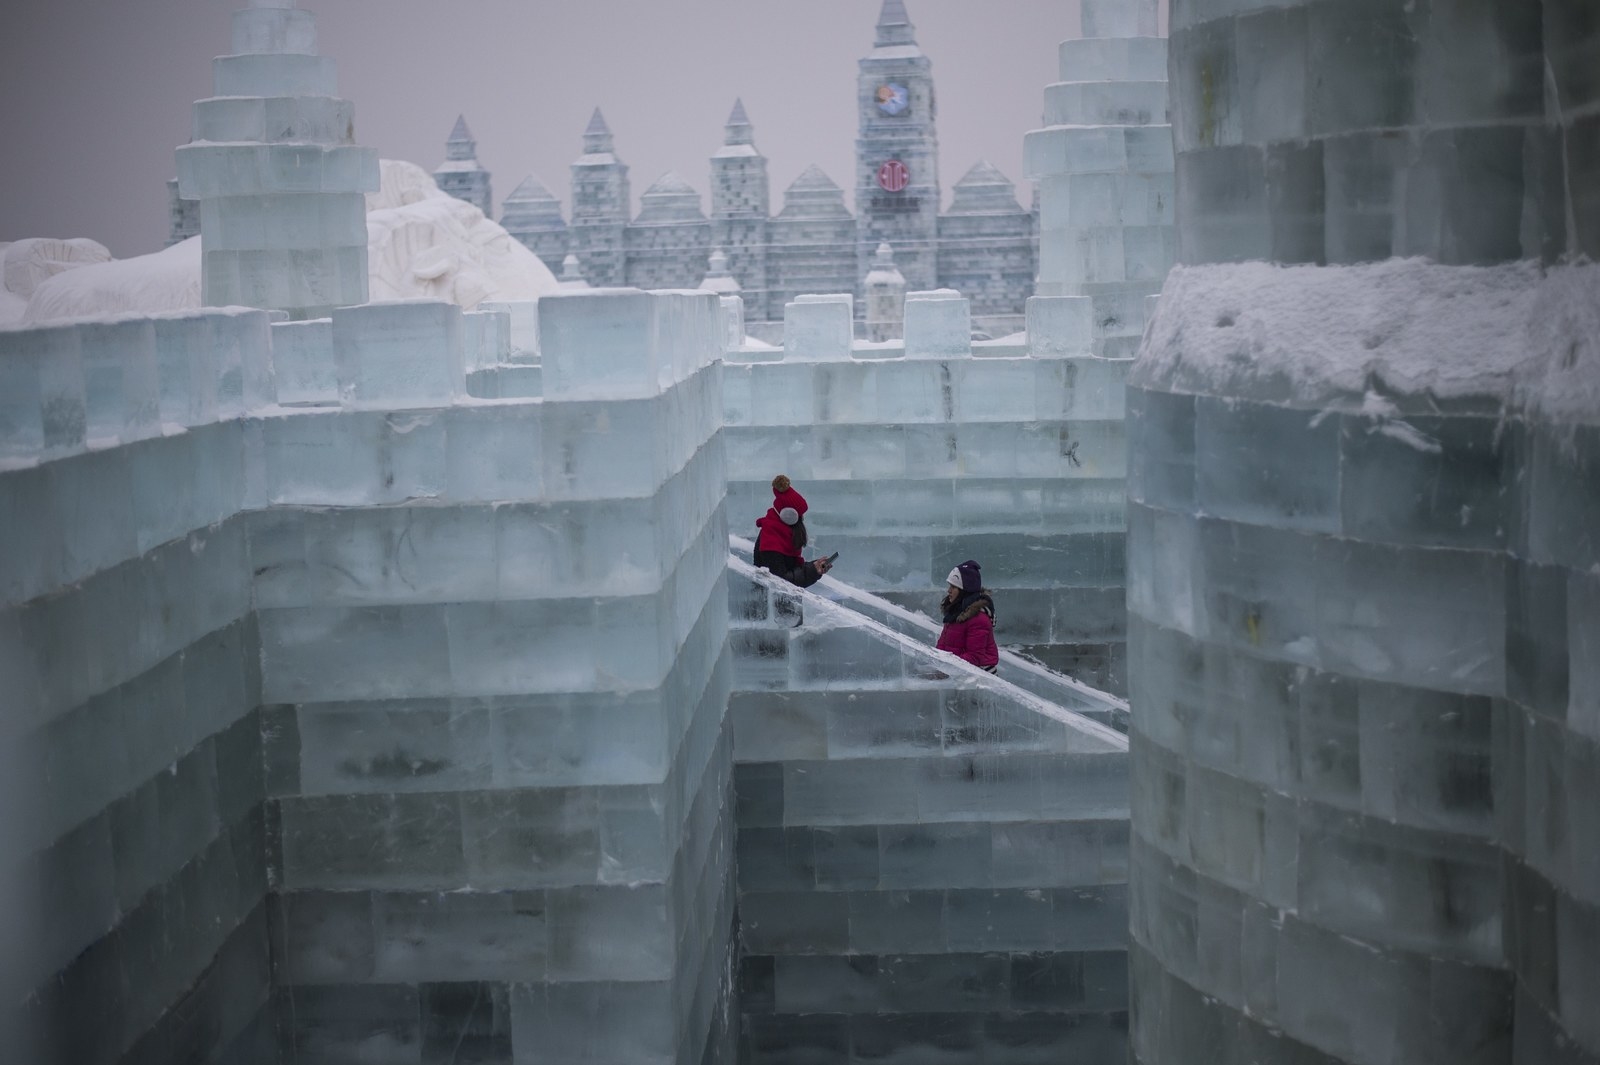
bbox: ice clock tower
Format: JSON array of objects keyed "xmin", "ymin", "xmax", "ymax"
[{"xmin": 855, "ymin": 0, "xmax": 941, "ymax": 298}]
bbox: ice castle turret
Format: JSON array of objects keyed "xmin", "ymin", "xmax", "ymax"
[
  {"xmin": 768, "ymin": 165, "xmax": 857, "ymax": 314},
  {"xmin": 498, "ymin": 173, "xmax": 568, "ymax": 275},
  {"xmin": 175, "ymin": 0, "xmax": 378, "ymax": 320},
  {"xmin": 1024, "ymin": 0, "xmax": 1172, "ymax": 357},
  {"xmin": 433, "ymin": 113, "xmax": 493, "ymax": 217},
  {"xmin": 938, "ymin": 161, "xmax": 1035, "ymax": 325},
  {"xmin": 1126, "ymin": 1, "xmax": 1600, "ymax": 1062},
  {"xmin": 863, "ymin": 242, "xmax": 906, "ymax": 341},
  {"xmin": 569, "ymin": 107, "xmax": 630, "ymax": 287},
  {"xmin": 711, "ymin": 99, "xmax": 772, "ymax": 322},
  {"xmin": 626, "ymin": 172, "xmax": 711, "ymax": 290}
]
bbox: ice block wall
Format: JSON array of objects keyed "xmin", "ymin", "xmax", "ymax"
[
  {"xmin": 1128, "ymin": 1, "xmax": 1600, "ymax": 1062},
  {"xmin": 0, "ymin": 288, "xmax": 738, "ymax": 1063},
  {"xmin": 175, "ymin": 0, "xmax": 378, "ymax": 319},
  {"xmin": 1499, "ymin": 266, "xmax": 1600, "ymax": 1064},
  {"xmin": 726, "ymin": 561, "xmax": 1131, "ymax": 1064},
  {"xmin": 1, "ymin": 310, "xmax": 279, "ymax": 1062},
  {"xmin": 1024, "ymin": 0, "xmax": 1173, "ymax": 358},
  {"xmin": 255, "ymin": 290, "xmax": 737, "ymax": 1063},
  {"xmin": 725, "ymin": 291, "xmax": 1132, "ymax": 692}
]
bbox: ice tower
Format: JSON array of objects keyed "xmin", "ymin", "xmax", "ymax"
[
  {"xmin": 767, "ymin": 166, "xmax": 858, "ymax": 312},
  {"xmin": 434, "ymin": 114, "xmax": 493, "ymax": 217},
  {"xmin": 499, "ymin": 174, "xmax": 569, "ymax": 275},
  {"xmin": 1126, "ymin": 2, "xmax": 1600, "ymax": 1062},
  {"xmin": 938, "ymin": 161, "xmax": 1036, "ymax": 327},
  {"xmin": 175, "ymin": 0, "xmax": 378, "ymax": 320},
  {"xmin": 569, "ymin": 108, "xmax": 631, "ymax": 288},
  {"xmin": 711, "ymin": 100, "xmax": 772, "ymax": 322},
  {"xmin": 1024, "ymin": 0, "xmax": 1172, "ymax": 357},
  {"xmin": 626, "ymin": 172, "xmax": 711, "ymax": 291},
  {"xmin": 856, "ymin": 0, "xmax": 941, "ymax": 301}
]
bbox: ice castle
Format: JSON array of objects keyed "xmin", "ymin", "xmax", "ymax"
[
  {"xmin": 458, "ymin": 2, "xmax": 1041, "ymax": 338},
  {"xmin": 5, "ymin": 0, "xmax": 1598, "ymax": 1063}
]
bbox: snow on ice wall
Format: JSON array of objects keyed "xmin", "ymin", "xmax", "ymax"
[
  {"xmin": 1127, "ymin": 2, "xmax": 1600, "ymax": 1062},
  {"xmin": 1024, "ymin": 0, "xmax": 1173, "ymax": 358},
  {"xmin": 1500, "ymin": 267, "xmax": 1600, "ymax": 1065},
  {"xmin": 0, "ymin": 288, "xmax": 737, "ymax": 1063},
  {"xmin": 175, "ymin": 0, "xmax": 379, "ymax": 319},
  {"xmin": 724, "ymin": 290, "xmax": 1133, "ymax": 693},
  {"xmin": 727, "ymin": 560, "xmax": 1132, "ymax": 1063}
]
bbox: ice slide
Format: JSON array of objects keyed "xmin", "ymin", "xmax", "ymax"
[{"xmin": 729, "ymin": 534, "xmax": 1130, "ymax": 735}]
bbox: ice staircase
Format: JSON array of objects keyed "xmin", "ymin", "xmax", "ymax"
[{"xmin": 725, "ymin": 550, "xmax": 1132, "ymax": 1064}]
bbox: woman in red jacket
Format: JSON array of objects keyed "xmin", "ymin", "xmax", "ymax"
[
  {"xmin": 935, "ymin": 560, "xmax": 999, "ymax": 672},
  {"xmin": 754, "ymin": 474, "xmax": 833, "ymax": 587}
]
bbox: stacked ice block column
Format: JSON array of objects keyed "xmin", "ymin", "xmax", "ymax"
[
  {"xmin": 252, "ymin": 291, "xmax": 737, "ymax": 1063},
  {"xmin": 175, "ymin": 0, "xmax": 378, "ymax": 320},
  {"xmin": 1500, "ymin": 296, "xmax": 1600, "ymax": 1063},
  {"xmin": 1024, "ymin": 0, "xmax": 1173, "ymax": 359},
  {"xmin": 1126, "ymin": 327, "xmax": 1520, "ymax": 1064},
  {"xmin": 724, "ymin": 291, "xmax": 1133, "ymax": 691},
  {"xmin": 1126, "ymin": 1, "xmax": 1598, "ymax": 1062},
  {"xmin": 0, "ymin": 310, "xmax": 279, "ymax": 1062},
  {"xmin": 726, "ymin": 560, "xmax": 1131, "ymax": 1064}
]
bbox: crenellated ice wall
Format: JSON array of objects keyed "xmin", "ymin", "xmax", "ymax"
[
  {"xmin": 0, "ymin": 288, "xmax": 738, "ymax": 1064},
  {"xmin": 2, "ymin": 309, "xmax": 279, "ymax": 1063},
  {"xmin": 459, "ymin": 288, "xmax": 1137, "ymax": 693},
  {"xmin": 255, "ymin": 289, "xmax": 735, "ymax": 1064},
  {"xmin": 722, "ymin": 290, "xmax": 1135, "ymax": 693},
  {"xmin": 1128, "ymin": 2, "xmax": 1600, "ymax": 1063}
]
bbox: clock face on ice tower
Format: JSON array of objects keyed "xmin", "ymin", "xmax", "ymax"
[{"xmin": 876, "ymin": 83, "xmax": 910, "ymax": 116}]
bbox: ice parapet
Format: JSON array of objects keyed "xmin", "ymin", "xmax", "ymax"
[
  {"xmin": 725, "ymin": 295, "xmax": 1132, "ymax": 692},
  {"xmin": 1, "ymin": 287, "xmax": 737, "ymax": 1063}
]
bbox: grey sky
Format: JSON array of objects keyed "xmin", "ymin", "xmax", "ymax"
[{"xmin": 0, "ymin": 0, "xmax": 1166, "ymax": 258}]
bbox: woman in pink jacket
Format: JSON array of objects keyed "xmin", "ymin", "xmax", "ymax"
[{"xmin": 935, "ymin": 560, "xmax": 999, "ymax": 672}]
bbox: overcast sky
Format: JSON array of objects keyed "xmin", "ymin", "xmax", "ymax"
[{"xmin": 0, "ymin": 0, "xmax": 1167, "ymax": 258}]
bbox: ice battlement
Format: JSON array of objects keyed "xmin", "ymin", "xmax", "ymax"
[{"xmin": 1, "ymin": 283, "xmax": 737, "ymax": 1061}]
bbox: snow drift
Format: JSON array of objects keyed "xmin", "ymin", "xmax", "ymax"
[{"xmin": 7, "ymin": 160, "xmax": 558, "ymax": 325}]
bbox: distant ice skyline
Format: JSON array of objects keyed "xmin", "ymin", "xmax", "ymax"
[{"xmin": 0, "ymin": 0, "xmax": 1167, "ymax": 258}]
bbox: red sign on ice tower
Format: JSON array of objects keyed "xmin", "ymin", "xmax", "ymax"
[{"xmin": 876, "ymin": 159, "xmax": 909, "ymax": 193}]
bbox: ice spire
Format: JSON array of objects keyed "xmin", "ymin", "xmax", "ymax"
[
  {"xmin": 582, "ymin": 107, "xmax": 613, "ymax": 153},
  {"xmin": 875, "ymin": 0, "xmax": 916, "ymax": 47},
  {"xmin": 558, "ymin": 253, "xmax": 588, "ymax": 287},
  {"xmin": 698, "ymin": 248, "xmax": 741, "ymax": 294},
  {"xmin": 445, "ymin": 114, "xmax": 476, "ymax": 161},
  {"xmin": 725, "ymin": 98, "xmax": 754, "ymax": 146},
  {"xmin": 505, "ymin": 174, "xmax": 556, "ymax": 203}
]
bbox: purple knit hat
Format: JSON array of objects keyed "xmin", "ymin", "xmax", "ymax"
[{"xmin": 952, "ymin": 560, "xmax": 981, "ymax": 593}]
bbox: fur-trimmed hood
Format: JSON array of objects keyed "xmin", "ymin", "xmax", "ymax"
[{"xmin": 943, "ymin": 589, "xmax": 994, "ymax": 625}]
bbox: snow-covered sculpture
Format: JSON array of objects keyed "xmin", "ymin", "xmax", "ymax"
[
  {"xmin": 13, "ymin": 162, "xmax": 557, "ymax": 324},
  {"xmin": 364, "ymin": 159, "xmax": 557, "ymax": 307}
]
